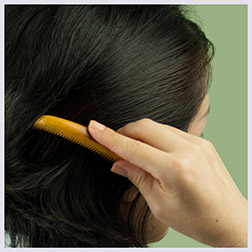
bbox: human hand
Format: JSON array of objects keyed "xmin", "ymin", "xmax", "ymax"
[{"xmin": 88, "ymin": 119, "xmax": 247, "ymax": 247}]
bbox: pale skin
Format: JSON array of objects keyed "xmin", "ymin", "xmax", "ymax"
[
  {"xmin": 121, "ymin": 95, "xmax": 211, "ymax": 243},
  {"xmin": 87, "ymin": 94, "xmax": 248, "ymax": 247}
]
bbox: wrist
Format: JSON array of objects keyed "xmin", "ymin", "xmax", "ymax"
[{"xmin": 213, "ymin": 200, "xmax": 248, "ymax": 247}]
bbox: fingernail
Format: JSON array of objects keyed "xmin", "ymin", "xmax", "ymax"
[
  {"xmin": 89, "ymin": 120, "xmax": 106, "ymax": 131},
  {"xmin": 111, "ymin": 164, "xmax": 128, "ymax": 178}
]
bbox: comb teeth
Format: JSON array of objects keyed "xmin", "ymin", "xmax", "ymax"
[
  {"xmin": 33, "ymin": 115, "xmax": 121, "ymax": 162},
  {"xmin": 37, "ymin": 127, "xmax": 116, "ymax": 162}
]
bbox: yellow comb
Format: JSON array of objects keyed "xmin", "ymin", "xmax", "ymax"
[{"xmin": 33, "ymin": 115, "xmax": 121, "ymax": 162}]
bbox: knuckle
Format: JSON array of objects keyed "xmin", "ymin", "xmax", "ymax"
[
  {"xmin": 177, "ymin": 157, "xmax": 190, "ymax": 173},
  {"xmin": 131, "ymin": 172, "xmax": 146, "ymax": 189},
  {"xmin": 172, "ymin": 155, "xmax": 194, "ymax": 181},
  {"xmin": 119, "ymin": 118, "xmax": 153, "ymax": 135},
  {"xmin": 197, "ymin": 139, "xmax": 213, "ymax": 152},
  {"xmin": 190, "ymin": 140, "xmax": 208, "ymax": 155},
  {"xmin": 204, "ymin": 139, "xmax": 214, "ymax": 149},
  {"xmin": 136, "ymin": 118, "xmax": 152, "ymax": 128},
  {"xmin": 126, "ymin": 139, "xmax": 141, "ymax": 154}
]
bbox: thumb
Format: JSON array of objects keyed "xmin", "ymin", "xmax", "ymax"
[{"xmin": 111, "ymin": 160, "xmax": 155, "ymax": 198}]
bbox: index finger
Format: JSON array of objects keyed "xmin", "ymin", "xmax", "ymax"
[{"xmin": 88, "ymin": 120, "xmax": 173, "ymax": 179}]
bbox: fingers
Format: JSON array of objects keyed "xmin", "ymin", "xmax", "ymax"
[
  {"xmin": 111, "ymin": 160, "xmax": 167, "ymax": 210},
  {"xmin": 117, "ymin": 118, "xmax": 195, "ymax": 152},
  {"xmin": 111, "ymin": 160, "xmax": 155, "ymax": 194},
  {"xmin": 88, "ymin": 120, "xmax": 172, "ymax": 179}
]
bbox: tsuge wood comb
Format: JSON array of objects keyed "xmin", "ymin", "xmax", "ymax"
[{"xmin": 33, "ymin": 115, "xmax": 121, "ymax": 162}]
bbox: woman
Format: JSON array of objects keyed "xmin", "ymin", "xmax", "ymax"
[{"xmin": 5, "ymin": 5, "xmax": 220, "ymax": 247}]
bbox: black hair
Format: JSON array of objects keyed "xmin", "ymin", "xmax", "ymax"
[{"xmin": 5, "ymin": 5, "xmax": 214, "ymax": 247}]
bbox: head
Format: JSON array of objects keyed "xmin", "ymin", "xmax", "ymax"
[{"xmin": 5, "ymin": 5, "xmax": 214, "ymax": 247}]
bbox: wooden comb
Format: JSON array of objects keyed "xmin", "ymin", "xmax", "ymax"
[{"xmin": 33, "ymin": 115, "xmax": 121, "ymax": 162}]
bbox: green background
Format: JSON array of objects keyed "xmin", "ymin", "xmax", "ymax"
[{"xmin": 150, "ymin": 5, "xmax": 248, "ymax": 248}]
